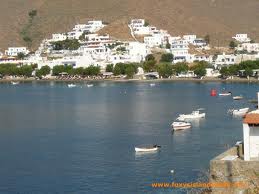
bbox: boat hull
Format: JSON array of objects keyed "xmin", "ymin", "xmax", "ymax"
[{"xmin": 135, "ymin": 147, "xmax": 158, "ymax": 152}]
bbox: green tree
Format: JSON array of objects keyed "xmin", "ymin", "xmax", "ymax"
[
  {"xmin": 204, "ymin": 34, "xmax": 210, "ymax": 44},
  {"xmin": 143, "ymin": 60, "xmax": 156, "ymax": 72},
  {"xmin": 113, "ymin": 65, "xmax": 121, "ymax": 75},
  {"xmin": 172, "ymin": 62, "xmax": 188, "ymax": 75},
  {"xmin": 18, "ymin": 65, "xmax": 33, "ymax": 77},
  {"xmin": 229, "ymin": 40, "xmax": 238, "ymax": 49},
  {"xmin": 220, "ymin": 67, "xmax": 230, "ymax": 77},
  {"xmin": 244, "ymin": 67, "xmax": 253, "ymax": 77},
  {"xmin": 125, "ymin": 65, "xmax": 135, "ymax": 78},
  {"xmin": 145, "ymin": 54, "xmax": 155, "ymax": 61},
  {"xmin": 160, "ymin": 53, "xmax": 174, "ymax": 63},
  {"xmin": 165, "ymin": 41, "xmax": 171, "ymax": 49},
  {"xmin": 17, "ymin": 52, "xmax": 26, "ymax": 60},
  {"xmin": 28, "ymin": 10, "xmax": 37, "ymax": 19},
  {"xmin": 156, "ymin": 63, "xmax": 173, "ymax": 78},
  {"xmin": 106, "ymin": 64, "xmax": 113, "ymax": 72},
  {"xmin": 144, "ymin": 21, "xmax": 149, "ymax": 27},
  {"xmin": 52, "ymin": 39, "xmax": 80, "ymax": 50}
]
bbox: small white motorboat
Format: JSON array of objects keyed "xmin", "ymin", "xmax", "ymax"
[
  {"xmin": 171, "ymin": 121, "xmax": 191, "ymax": 130},
  {"xmin": 177, "ymin": 109, "xmax": 206, "ymax": 121},
  {"xmin": 219, "ymin": 91, "xmax": 232, "ymax": 96},
  {"xmin": 150, "ymin": 83, "xmax": 156, "ymax": 87},
  {"xmin": 68, "ymin": 84, "xmax": 76, "ymax": 88},
  {"xmin": 229, "ymin": 108, "xmax": 249, "ymax": 116},
  {"xmin": 233, "ymin": 96, "xmax": 243, "ymax": 100},
  {"xmin": 87, "ymin": 84, "xmax": 94, "ymax": 87},
  {"xmin": 11, "ymin": 81, "xmax": 19, "ymax": 85},
  {"xmin": 135, "ymin": 145, "xmax": 160, "ymax": 152}
]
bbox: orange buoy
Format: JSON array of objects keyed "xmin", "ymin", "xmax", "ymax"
[{"xmin": 210, "ymin": 89, "xmax": 217, "ymax": 96}]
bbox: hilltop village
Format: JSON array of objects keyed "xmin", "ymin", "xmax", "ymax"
[{"xmin": 0, "ymin": 19, "xmax": 259, "ymax": 80}]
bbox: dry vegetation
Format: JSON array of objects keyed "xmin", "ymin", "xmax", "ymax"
[{"xmin": 1, "ymin": 0, "xmax": 259, "ymax": 50}]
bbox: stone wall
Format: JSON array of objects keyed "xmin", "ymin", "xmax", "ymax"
[{"xmin": 210, "ymin": 146, "xmax": 259, "ymax": 194}]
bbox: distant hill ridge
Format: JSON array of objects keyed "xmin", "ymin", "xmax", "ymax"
[{"xmin": 1, "ymin": 0, "xmax": 259, "ymax": 50}]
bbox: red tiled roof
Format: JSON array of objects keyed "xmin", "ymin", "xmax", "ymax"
[{"xmin": 243, "ymin": 113, "xmax": 259, "ymax": 124}]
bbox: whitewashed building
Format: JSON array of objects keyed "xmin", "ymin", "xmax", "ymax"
[
  {"xmin": 237, "ymin": 43, "xmax": 259, "ymax": 53},
  {"xmin": 127, "ymin": 42, "xmax": 150, "ymax": 62},
  {"xmin": 130, "ymin": 19, "xmax": 151, "ymax": 35},
  {"xmin": 213, "ymin": 53, "xmax": 236, "ymax": 67},
  {"xmin": 51, "ymin": 33, "xmax": 67, "ymax": 42},
  {"xmin": 243, "ymin": 93, "xmax": 259, "ymax": 161},
  {"xmin": 183, "ymin": 35, "xmax": 197, "ymax": 43},
  {"xmin": 67, "ymin": 31, "xmax": 84, "ymax": 40},
  {"xmin": 171, "ymin": 39, "xmax": 192, "ymax": 63},
  {"xmin": 144, "ymin": 35, "xmax": 163, "ymax": 47},
  {"xmin": 5, "ymin": 47, "xmax": 29, "ymax": 56},
  {"xmin": 73, "ymin": 20, "xmax": 105, "ymax": 33},
  {"xmin": 232, "ymin": 34, "xmax": 251, "ymax": 43}
]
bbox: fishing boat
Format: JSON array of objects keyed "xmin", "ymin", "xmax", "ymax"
[
  {"xmin": 233, "ymin": 96, "xmax": 243, "ymax": 100},
  {"xmin": 135, "ymin": 145, "xmax": 161, "ymax": 152},
  {"xmin": 68, "ymin": 84, "xmax": 76, "ymax": 88},
  {"xmin": 228, "ymin": 108, "xmax": 249, "ymax": 116},
  {"xmin": 177, "ymin": 109, "xmax": 206, "ymax": 121},
  {"xmin": 219, "ymin": 91, "xmax": 232, "ymax": 96},
  {"xmin": 11, "ymin": 81, "xmax": 19, "ymax": 85},
  {"xmin": 87, "ymin": 84, "xmax": 94, "ymax": 87},
  {"xmin": 171, "ymin": 121, "xmax": 191, "ymax": 130},
  {"xmin": 150, "ymin": 83, "xmax": 156, "ymax": 87}
]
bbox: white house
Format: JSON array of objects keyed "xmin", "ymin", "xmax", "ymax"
[
  {"xmin": 51, "ymin": 33, "xmax": 67, "ymax": 42},
  {"xmin": 183, "ymin": 35, "xmax": 197, "ymax": 43},
  {"xmin": 127, "ymin": 42, "xmax": 150, "ymax": 62},
  {"xmin": 192, "ymin": 38, "xmax": 207, "ymax": 47},
  {"xmin": 73, "ymin": 20, "xmax": 105, "ymax": 33},
  {"xmin": 0, "ymin": 51, "xmax": 3, "ymax": 58},
  {"xmin": 5, "ymin": 47, "xmax": 29, "ymax": 56},
  {"xmin": 237, "ymin": 43, "xmax": 259, "ymax": 53},
  {"xmin": 213, "ymin": 53, "xmax": 236, "ymax": 68},
  {"xmin": 144, "ymin": 35, "xmax": 163, "ymax": 47},
  {"xmin": 171, "ymin": 39, "xmax": 192, "ymax": 63},
  {"xmin": 243, "ymin": 93, "xmax": 259, "ymax": 161},
  {"xmin": 232, "ymin": 34, "xmax": 251, "ymax": 43},
  {"xmin": 130, "ymin": 19, "xmax": 151, "ymax": 35},
  {"xmin": 192, "ymin": 54, "xmax": 213, "ymax": 63},
  {"xmin": 67, "ymin": 31, "xmax": 84, "ymax": 40}
]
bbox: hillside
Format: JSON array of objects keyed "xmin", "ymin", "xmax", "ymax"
[{"xmin": 1, "ymin": 0, "xmax": 259, "ymax": 51}]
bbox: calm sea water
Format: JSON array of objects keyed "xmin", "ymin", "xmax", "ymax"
[{"xmin": 0, "ymin": 81, "xmax": 258, "ymax": 194}]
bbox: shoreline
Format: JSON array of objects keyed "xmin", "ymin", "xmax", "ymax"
[{"xmin": 1, "ymin": 77, "xmax": 259, "ymax": 83}]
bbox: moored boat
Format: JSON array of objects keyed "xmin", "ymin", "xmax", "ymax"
[
  {"xmin": 68, "ymin": 84, "xmax": 76, "ymax": 88},
  {"xmin": 171, "ymin": 121, "xmax": 191, "ymax": 130},
  {"xmin": 177, "ymin": 109, "xmax": 206, "ymax": 121},
  {"xmin": 135, "ymin": 145, "xmax": 160, "ymax": 152},
  {"xmin": 87, "ymin": 84, "xmax": 94, "ymax": 87},
  {"xmin": 11, "ymin": 81, "xmax": 19, "ymax": 85},
  {"xmin": 219, "ymin": 91, "xmax": 232, "ymax": 96},
  {"xmin": 233, "ymin": 96, "xmax": 243, "ymax": 100},
  {"xmin": 150, "ymin": 83, "xmax": 156, "ymax": 87},
  {"xmin": 229, "ymin": 107, "xmax": 249, "ymax": 116}
]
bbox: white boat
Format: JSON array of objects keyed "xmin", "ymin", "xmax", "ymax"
[
  {"xmin": 233, "ymin": 96, "xmax": 243, "ymax": 100},
  {"xmin": 135, "ymin": 145, "xmax": 160, "ymax": 152},
  {"xmin": 171, "ymin": 121, "xmax": 191, "ymax": 130},
  {"xmin": 87, "ymin": 84, "xmax": 94, "ymax": 87},
  {"xmin": 231, "ymin": 108, "xmax": 249, "ymax": 116},
  {"xmin": 177, "ymin": 109, "xmax": 206, "ymax": 121},
  {"xmin": 219, "ymin": 92, "xmax": 232, "ymax": 96},
  {"xmin": 68, "ymin": 84, "xmax": 76, "ymax": 88},
  {"xmin": 228, "ymin": 108, "xmax": 249, "ymax": 116},
  {"xmin": 150, "ymin": 83, "xmax": 156, "ymax": 87},
  {"xmin": 11, "ymin": 81, "xmax": 19, "ymax": 85}
]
